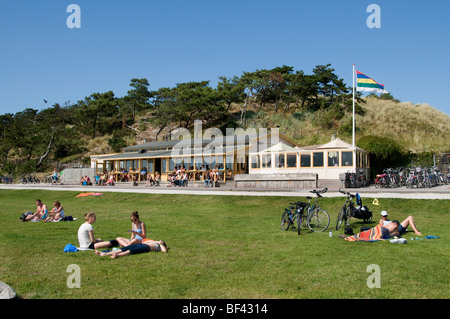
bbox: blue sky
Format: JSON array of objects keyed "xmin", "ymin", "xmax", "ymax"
[{"xmin": 1, "ymin": 0, "xmax": 449, "ymax": 116}]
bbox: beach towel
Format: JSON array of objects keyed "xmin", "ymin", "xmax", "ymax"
[
  {"xmin": 76, "ymin": 192, "xmax": 94, "ymax": 197},
  {"xmin": 76, "ymin": 192, "xmax": 103, "ymax": 197},
  {"xmin": 345, "ymin": 225, "xmax": 383, "ymax": 242}
]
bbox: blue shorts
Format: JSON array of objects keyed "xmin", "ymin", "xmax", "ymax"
[
  {"xmin": 398, "ymin": 224, "xmax": 407, "ymax": 235},
  {"xmin": 120, "ymin": 243, "xmax": 150, "ymax": 255}
]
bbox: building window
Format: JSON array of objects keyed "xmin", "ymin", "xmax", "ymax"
[
  {"xmin": 194, "ymin": 156, "xmax": 203, "ymax": 170},
  {"xmin": 342, "ymin": 151, "xmax": 353, "ymax": 166},
  {"xmin": 162, "ymin": 158, "xmax": 167, "ymax": 173},
  {"xmin": 328, "ymin": 151, "xmax": 339, "ymax": 167},
  {"xmin": 313, "ymin": 152, "xmax": 324, "ymax": 167},
  {"xmin": 251, "ymin": 155, "xmax": 260, "ymax": 169},
  {"xmin": 261, "ymin": 154, "xmax": 272, "ymax": 168},
  {"xmin": 300, "ymin": 154, "xmax": 311, "ymax": 167},
  {"xmin": 286, "ymin": 154, "xmax": 297, "ymax": 168},
  {"xmin": 169, "ymin": 158, "xmax": 175, "ymax": 171},
  {"xmin": 147, "ymin": 159, "xmax": 154, "ymax": 173},
  {"xmin": 225, "ymin": 156, "xmax": 233, "ymax": 170},
  {"xmin": 275, "ymin": 154, "xmax": 285, "ymax": 168}
]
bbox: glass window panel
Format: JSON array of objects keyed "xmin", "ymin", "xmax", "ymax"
[
  {"xmin": 251, "ymin": 155, "xmax": 260, "ymax": 169},
  {"xmin": 313, "ymin": 152, "xmax": 324, "ymax": 167},
  {"xmin": 328, "ymin": 151, "xmax": 339, "ymax": 167},
  {"xmin": 342, "ymin": 151, "xmax": 353, "ymax": 166},
  {"xmin": 275, "ymin": 154, "xmax": 285, "ymax": 168},
  {"xmin": 262, "ymin": 154, "xmax": 272, "ymax": 168},
  {"xmin": 300, "ymin": 154, "xmax": 311, "ymax": 167},
  {"xmin": 225, "ymin": 156, "xmax": 233, "ymax": 170},
  {"xmin": 195, "ymin": 156, "xmax": 203, "ymax": 170},
  {"xmin": 148, "ymin": 159, "xmax": 154, "ymax": 173},
  {"xmin": 286, "ymin": 154, "xmax": 297, "ymax": 168},
  {"xmin": 162, "ymin": 159, "xmax": 167, "ymax": 173}
]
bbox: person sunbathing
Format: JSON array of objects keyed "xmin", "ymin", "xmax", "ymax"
[
  {"xmin": 379, "ymin": 211, "xmax": 422, "ymax": 236},
  {"xmin": 95, "ymin": 239, "xmax": 168, "ymax": 258},
  {"xmin": 341, "ymin": 221, "xmax": 400, "ymax": 241},
  {"xmin": 44, "ymin": 201, "xmax": 65, "ymax": 222},
  {"xmin": 24, "ymin": 199, "xmax": 48, "ymax": 222}
]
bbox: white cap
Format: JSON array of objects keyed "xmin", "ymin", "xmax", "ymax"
[{"xmin": 381, "ymin": 211, "xmax": 388, "ymax": 216}]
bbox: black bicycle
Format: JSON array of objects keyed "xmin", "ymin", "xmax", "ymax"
[
  {"xmin": 281, "ymin": 201, "xmax": 308, "ymax": 234},
  {"xmin": 281, "ymin": 188, "xmax": 330, "ymax": 235},
  {"xmin": 336, "ymin": 189, "xmax": 372, "ymax": 230}
]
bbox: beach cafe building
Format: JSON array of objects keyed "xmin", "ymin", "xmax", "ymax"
[{"xmin": 91, "ymin": 133, "xmax": 370, "ymax": 184}]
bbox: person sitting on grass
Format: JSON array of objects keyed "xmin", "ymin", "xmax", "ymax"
[
  {"xmin": 77, "ymin": 212, "xmax": 116, "ymax": 250},
  {"xmin": 24, "ymin": 199, "xmax": 48, "ymax": 222},
  {"xmin": 115, "ymin": 211, "xmax": 147, "ymax": 247},
  {"xmin": 379, "ymin": 210, "xmax": 422, "ymax": 236},
  {"xmin": 44, "ymin": 200, "xmax": 65, "ymax": 222},
  {"xmin": 95, "ymin": 239, "xmax": 168, "ymax": 258}
]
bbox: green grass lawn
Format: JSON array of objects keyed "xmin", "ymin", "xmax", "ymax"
[{"xmin": 0, "ymin": 189, "xmax": 449, "ymax": 299}]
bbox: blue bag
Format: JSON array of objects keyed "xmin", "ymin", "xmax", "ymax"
[{"xmin": 64, "ymin": 244, "xmax": 78, "ymax": 252}]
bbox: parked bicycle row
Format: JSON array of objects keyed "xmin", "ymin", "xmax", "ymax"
[
  {"xmin": 280, "ymin": 188, "xmax": 373, "ymax": 235},
  {"xmin": 0, "ymin": 175, "xmax": 14, "ymax": 184},
  {"xmin": 375, "ymin": 167, "xmax": 449, "ymax": 189}
]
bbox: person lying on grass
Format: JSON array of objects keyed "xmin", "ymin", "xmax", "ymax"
[
  {"xmin": 379, "ymin": 211, "xmax": 422, "ymax": 236},
  {"xmin": 95, "ymin": 239, "xmax": 168, "ymax": 258},
  {"xmin": 340, "ymin": 221, "xmax": 400, "ymax": 241}
]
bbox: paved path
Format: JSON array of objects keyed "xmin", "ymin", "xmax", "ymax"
[{"xmin": 1, "ymin": 183, "xmax": 449, "ymax": 200}]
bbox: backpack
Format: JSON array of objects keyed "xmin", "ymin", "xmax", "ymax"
[
  {"xmin": 19, "ymin": 212, "xmax": 32, "ymax": 221},
  {"xmin": 344, "ymin": 226, "xmax": 354, "ymax": 235},
  {"xmin": 356, "ymin": 193, "xmax": 362, "ymax": 207}
]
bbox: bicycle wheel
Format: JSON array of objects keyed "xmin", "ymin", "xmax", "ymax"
[
  {"xmin": 307, "ymin": 209, "xmax": 330, "ymax": 232},
  {"xmin": 336, "ymin": 208, "xmax": 346, "ymax": 230},
  {"xmin": 281, "ymin": 210, "xmax": 292, "ymax": 231}
]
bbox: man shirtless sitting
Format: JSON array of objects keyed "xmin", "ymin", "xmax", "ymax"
[{"xmin": 24, "ymin": 199, "xmax": 48, "ymax": 222}]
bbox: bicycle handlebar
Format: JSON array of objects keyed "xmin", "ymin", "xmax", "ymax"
[
  {"xmin": 338, "ymin": 188, "xmax": 356, "ymax": 198},
  {"xmin": 310, "ymin": 187, "xmax": 327, "ymax": 197},
  {"xmin": 290, "ymin": 201, "xmax": 308, "ymax": 207}
]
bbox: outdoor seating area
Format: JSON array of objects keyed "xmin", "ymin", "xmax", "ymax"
[{"xmin": 89, "ymin": 134, "xmax": 369, "ymax": 188}]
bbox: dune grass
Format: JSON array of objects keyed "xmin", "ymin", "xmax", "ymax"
[{"xmin": 0, "ymin": 189, "xmax": 449, "ymax": 299}]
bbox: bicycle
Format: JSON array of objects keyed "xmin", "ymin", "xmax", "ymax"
[
  {"xmin": 297, "ymin": 188, "xmax": 330, "ymax": 234},
  {"xmin": 336, "ymin": 189, "xmax": 372, "ymax": 230},
  {"xmin": 281, "ymin": 202, "xmax": 304, "ymax": 232},
  {"xmin": 281, "ymin": 188, "xmax": 330, "ymax": 235}
]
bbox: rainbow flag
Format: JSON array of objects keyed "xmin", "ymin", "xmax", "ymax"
[{"xmin": 356, "ymin": 70, "xmax": 388, "ymax": 93}]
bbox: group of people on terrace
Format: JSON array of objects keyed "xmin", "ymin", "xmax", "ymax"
[
  {"xmin": 167, "ymin": 164, "xmax": 224, "ymax": 187},
  {"xmin": 87, "ymin": 163, "xmax": 227, "ymax": 188}
]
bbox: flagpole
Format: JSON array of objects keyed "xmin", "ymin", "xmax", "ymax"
[{"xmin": 352, "ymin": 64, "xmax": 355, "ymax": 149}]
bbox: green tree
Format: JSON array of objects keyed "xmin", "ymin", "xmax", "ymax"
[
  {"xmin": 357, "ymin": 135, "xmax": 406, "ymax": 176},
  {"xmin": 75, "ymin": 91, "xmax": 119, "ymax": 137},
  {"xmin": 121, "ymin": 78, "xmax": 153, "ymax": 124},
  {"xmin": 310, "ymin": 64, "xmax": 348, "ymax": 110}
]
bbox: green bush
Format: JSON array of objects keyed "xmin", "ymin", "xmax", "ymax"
[{"xmin": 357, "ymin": 135, "xmax": 407, "ymax": 176}]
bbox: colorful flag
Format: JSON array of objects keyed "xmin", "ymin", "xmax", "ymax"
[{"xmin": 356, "ymin": 70, "xmax": 388, "ymax": 93}]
